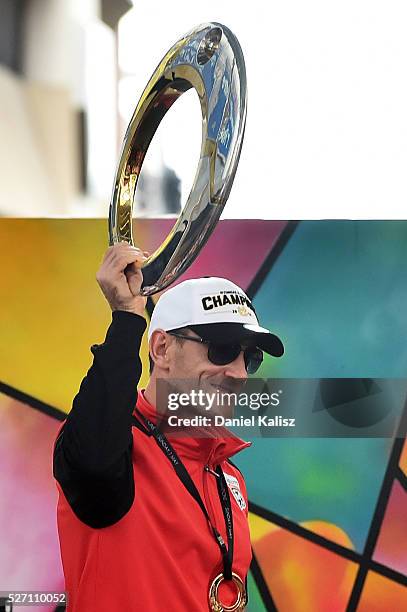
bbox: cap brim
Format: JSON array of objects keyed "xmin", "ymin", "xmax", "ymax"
[{"xmin": 187, "ymin": 323, "xmax": 284, "ymax": 358}]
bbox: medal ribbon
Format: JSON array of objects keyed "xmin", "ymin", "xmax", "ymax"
[{"xmin": 133, "ymin": 410, "xmax": 234, "ymax": 580}]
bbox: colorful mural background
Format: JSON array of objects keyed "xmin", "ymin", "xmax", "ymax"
[{"xmin": 0, "ymin": 219, "xmax": 405, "ymax": 611}]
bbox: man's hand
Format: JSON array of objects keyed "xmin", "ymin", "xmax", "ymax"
[{"xmin": 96, "ymin": 242, "xmax": 150, "ymax": 316}]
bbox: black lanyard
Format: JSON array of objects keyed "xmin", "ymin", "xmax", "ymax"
[{"xmin": 134, "ymin": 410, "xmax": 234, "ymax": 581}]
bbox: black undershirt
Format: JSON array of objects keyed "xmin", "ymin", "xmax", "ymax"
[{"xmin": 53, "ymin": 311, "xmax": 146, "ymax": 528}]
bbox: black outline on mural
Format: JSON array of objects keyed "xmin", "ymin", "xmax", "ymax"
[
  {"xmin": 396, "ymin": 466, "xmax": 407, "ymax": 492},
  {"xmin": 250, "ymin": 551, "xmax": 278, "ymax": 611},
  {"xmin": 0, "ymin": 381, "xmax": 65, "ymax": 421},
  {"xmin": 347, "ymin": 405, "xmax": 407, "ymax": 611},
  {"xmin": 245, "ymin": 221, "xmax": 299, "ymax": 300}
]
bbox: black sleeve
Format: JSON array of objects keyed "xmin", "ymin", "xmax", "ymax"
[{"xmin": 53, "ymin": 310, "xmax": 147, "ymax": 528}]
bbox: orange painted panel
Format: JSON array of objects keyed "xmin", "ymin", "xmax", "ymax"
[{"xmin": 357, "ymin": 571, "xmax": 407, "ymax": 611}]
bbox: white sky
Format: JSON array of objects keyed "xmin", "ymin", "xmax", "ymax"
[{"xmin": 117, "ymin": 1, "xmax": 407, "ymax": 219}]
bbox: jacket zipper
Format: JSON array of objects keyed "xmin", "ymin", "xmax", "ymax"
[{"xmin": 204, "ymin": 465, "xmax": 220, "ymax": 478}]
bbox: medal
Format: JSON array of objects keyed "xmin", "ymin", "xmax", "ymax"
[{"xmin": 209, "ymin": 572, "xmax": 247, "ymax": 611}]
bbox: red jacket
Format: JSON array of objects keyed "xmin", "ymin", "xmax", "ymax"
[{"xmin": 56, "ymin": 389, "xmax": 252, "ymax": 611}]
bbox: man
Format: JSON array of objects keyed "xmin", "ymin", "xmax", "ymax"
[{"xmin": 53, "ymin": 242, "xmax": 284, "ymax": 611}]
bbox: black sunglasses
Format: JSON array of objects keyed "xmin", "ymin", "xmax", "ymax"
[{"xmin": 167, "ymin": 331, "xmax": 263, "ymax": 374}]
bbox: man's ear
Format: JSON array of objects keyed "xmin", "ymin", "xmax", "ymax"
[{"xmin": 149, "ymin": 329, "xmax": 170, "ymax": 371}]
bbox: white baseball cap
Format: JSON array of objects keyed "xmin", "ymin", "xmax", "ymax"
[{"xmin": 148, "ymin": 277, "xmax": 284, "ymax": 357}]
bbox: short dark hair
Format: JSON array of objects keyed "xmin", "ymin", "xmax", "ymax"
[{"xmin": 149, "ymin": 327, "xmax": 191, "ymax": 374}]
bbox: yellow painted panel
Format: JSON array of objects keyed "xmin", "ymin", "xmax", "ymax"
[{"xmin": 0, "ymin": 219, "xmax": 150, "ymax": 413}]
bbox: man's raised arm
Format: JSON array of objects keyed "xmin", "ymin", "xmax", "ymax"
[{"xmin": 53, "ymin": 243, "xmax": 149, "ymax": 527}]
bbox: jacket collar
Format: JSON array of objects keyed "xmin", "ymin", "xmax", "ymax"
[{"xmin": 134, "ymin": 389, "xmax": 251, "ymax": 465}]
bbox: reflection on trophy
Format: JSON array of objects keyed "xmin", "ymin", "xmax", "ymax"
[{"xmin": 109, "ymin": 23, "xmax": 247, "ymax": 296}]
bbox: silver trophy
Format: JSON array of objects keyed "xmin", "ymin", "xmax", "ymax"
[{"xmin": 109, "ymin": 23, "xmax": 247, "ymax": 296}]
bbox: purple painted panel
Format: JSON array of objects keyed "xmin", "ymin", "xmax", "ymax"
[{"xmin": 0, "ymin": 395, "xmax": 64, "ymax": 611}]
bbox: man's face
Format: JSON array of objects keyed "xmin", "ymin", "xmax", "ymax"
[{"xmin": 164, "ymin": 329, "xmax": 249, "ymax": 418}]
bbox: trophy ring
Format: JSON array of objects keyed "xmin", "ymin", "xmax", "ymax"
[{"xmin": 109, "ymin": 22, "xmax": 247, "ymax": 296}]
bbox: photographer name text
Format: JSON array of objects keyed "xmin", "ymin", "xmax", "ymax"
[{"xmin": 167, "ymin": 415, "xmax": 295, "ymax": 428}]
